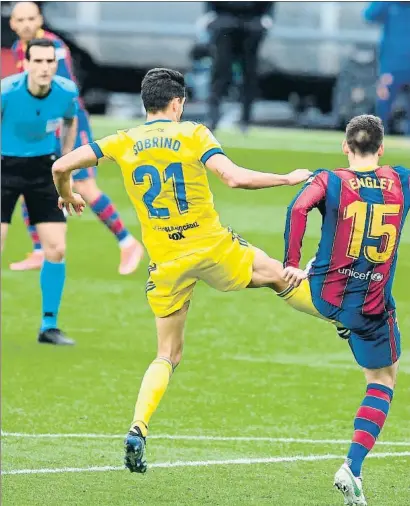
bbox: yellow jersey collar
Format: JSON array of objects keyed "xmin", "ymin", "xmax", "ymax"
[{"xmin": 145, "ymin": 119, "xmax": 172, "ymax": 125}]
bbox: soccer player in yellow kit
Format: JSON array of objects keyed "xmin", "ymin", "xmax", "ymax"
[{"xmin": 52, "ymin": 68, "xmax": 311, "ymax": 473}]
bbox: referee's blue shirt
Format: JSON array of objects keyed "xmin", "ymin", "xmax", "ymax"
[{"xmin": 1, "ymin": 72, "xmax": 79, "ymax": 157}]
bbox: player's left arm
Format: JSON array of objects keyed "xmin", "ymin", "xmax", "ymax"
[
  {"xmin": 52, "ymin": 87, "xmax": 89, "ymax": 213},
  {"xmin": 283, "ymin": 171, "xmax": 328, "ymax": 286},
  {"xmin": 53, "ymin": 134, "xmax": 119, "ymax": 175},
  {"xmin": 52, "ymin": 134, "xmax": 120, "ymax": 209},
  {"xmin": 52, "ymin": 143, "xmax": 93, "ymax": 215}
]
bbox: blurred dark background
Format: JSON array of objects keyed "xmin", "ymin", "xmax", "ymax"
[{"xmin": 2, "ymin": 1, "xmax": 409, "ymax": 134}]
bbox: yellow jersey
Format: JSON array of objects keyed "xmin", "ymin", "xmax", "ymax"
[{"xmin": 93, "ymin": 119, "xmax": 227, "ymax": 262}]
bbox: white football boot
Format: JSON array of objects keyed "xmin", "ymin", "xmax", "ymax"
[{"xmin": 334, "ymin": 463, "xmax": 367, "ymax": 506}]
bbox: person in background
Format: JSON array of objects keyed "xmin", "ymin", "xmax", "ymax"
[
  {"xmin": 9, "ymin": 1, "xmax": 144, "ymax": 273},
  {"xmin": 363, "ymin": 2, "xmax": 410, "ymax": 135},
  {"xmin": 2, "ymin": 39, "xmax": 81, "ymax": 345},
  {"xmin": 205, "ymin": 1, "xmax": 274, "ymax": 132}
]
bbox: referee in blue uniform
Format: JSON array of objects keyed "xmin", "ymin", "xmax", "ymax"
[{"xmin": 1, "ymin": 38, "xmax": 83, "ymax": 345}]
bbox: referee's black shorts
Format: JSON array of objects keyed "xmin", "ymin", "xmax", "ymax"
[{"xmin": 1, "ymin": 154, "xmax": 66, "ymax": 225}]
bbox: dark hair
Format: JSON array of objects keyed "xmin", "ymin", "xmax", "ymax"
[
  {"xmin": 141, "ymin": 68, "xmax": 185, "ymax": 113},
  {"xmin": 346, "ymin": 115, "xmax": 384, "ymax": 155},
  {"xmin": 25, "ymin": 38, "xmax": 55, "ymax": 60}
]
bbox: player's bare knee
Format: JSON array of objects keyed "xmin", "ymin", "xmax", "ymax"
[
  {"xmin": 364, "ymin": 362, "xmax": 398, "ymax": 390},
  {"xmin": 43, "ymin": 242, "xmax": 66, "ymax": 262}
]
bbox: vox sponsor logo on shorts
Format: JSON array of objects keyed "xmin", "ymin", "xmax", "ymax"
[{"xmin": 168, "ymin": 231, "xmax": 185, "ymax": 241}]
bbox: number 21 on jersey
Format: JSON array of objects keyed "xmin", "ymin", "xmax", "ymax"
[
  {"xmin": 344, "ymin": 201, "xmax": 401, "ymax": 263},
  {"xmin": 133, "ymin": 163, "xmax": 188, "ymax": 218}
]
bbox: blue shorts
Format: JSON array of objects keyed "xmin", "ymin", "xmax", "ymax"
[
  {"xmin": 308, "ymin": 280, "xmax": 401, "ymax": 369},
  {"xmin": 345, "ymin": 310, "xmax": 401, "ymax": 370},
  {"xmin": 56, "ymin": 108, "xmax": 97, "ymax": 181}
]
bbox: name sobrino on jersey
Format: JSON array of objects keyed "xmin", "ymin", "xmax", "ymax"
[{"xmin": 133, "ymin": 136, "xmax": 181, "ymax": 155}]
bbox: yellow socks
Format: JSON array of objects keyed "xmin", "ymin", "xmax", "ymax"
[
  {"xmin": 130, "ymin": 357, "xmax": 173, "ymax": 437},
  {"xmin": 277, "ymin": 280, "xmax": 331, "ymax": 322}
]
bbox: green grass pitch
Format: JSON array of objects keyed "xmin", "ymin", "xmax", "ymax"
[{"xmin": 2, "ymin": 121, "xmax": 410, "ymax": 505}]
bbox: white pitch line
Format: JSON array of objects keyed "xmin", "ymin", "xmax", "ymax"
[
  {"xmin": 3, "ymin": 452, "xmax": 410, "ymax": 476},
  {"xmin": 2, "ymin": 432, "xmax": 410, "ymax": 446}
]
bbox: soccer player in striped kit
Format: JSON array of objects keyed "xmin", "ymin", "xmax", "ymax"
[
  {"xmin": 9, "ymin": 1, "xmax": 144, "ymax": 274},
  {"xmin": 280, "ymin": 115, "xmax": 409, "ymax": 505}
]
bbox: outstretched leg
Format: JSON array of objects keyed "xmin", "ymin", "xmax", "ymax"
[{"xmin": 247, "ymin": 246, "xmax": 289, "ymax": 292}]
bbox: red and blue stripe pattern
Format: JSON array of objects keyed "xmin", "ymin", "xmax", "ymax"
[
  {"xmin": 346, "ymin": 383, "xmax": 393, "ymax": 477},
  {"xmin": 386, "ymin": 309, "xmax": 400, "ymax": 365},
  {"xmin": 90, "ymin": 194, "xmax": 129, "ymax": 242},
  {"xmin": 284, "ymin": 170, "xmax": 328, "ymax": 269},
  {"xmin": 361, "ymin": 166, "xmax": 405, "ymax": 315},
  {"xmin": 286, "ymin": 166, "xmax": 410, "ymax": 320},
  {"xmin": 319, "ymin": 169, "xmax": 363, "ymax": 309}
]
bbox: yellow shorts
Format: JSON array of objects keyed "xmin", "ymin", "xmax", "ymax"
[{"xmin": 146, "ymin": 229, "xmax": 255, "ymax": 317}]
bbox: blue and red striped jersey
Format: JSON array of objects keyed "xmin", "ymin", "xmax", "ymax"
[
  {"xmin": 12, "ymin": 29, "xmax": 86, "ymax": 111},
  {"xmin": 284, "ymin": 165, "xmax": 410, "ymax": 316}
]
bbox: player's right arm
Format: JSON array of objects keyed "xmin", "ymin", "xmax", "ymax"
[
  {"xmin": 196, "ymin": 125, "xmax": 311, "ymax": 188},
  {"xmin": 206, "ymin": 154, "xmax": 312, "ymax": 189}
]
